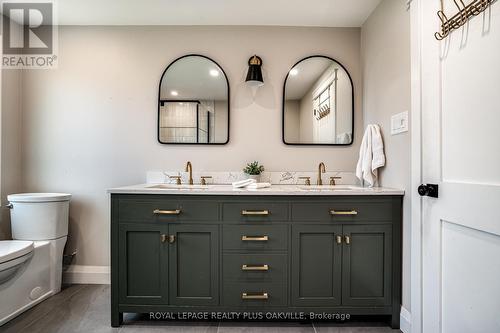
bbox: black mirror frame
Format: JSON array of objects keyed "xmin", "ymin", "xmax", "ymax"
[
  {"xmin": 157, "ymin": 54, "xmax": 230, "ymax": 145},
  {"xmin": 282, "ymin": 55, "xmax": 354, "ymax": 146}
]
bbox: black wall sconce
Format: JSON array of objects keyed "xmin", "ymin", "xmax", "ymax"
[{"xmin": 245, "ymin": 55, "xmax": 263, "ymax": 87}]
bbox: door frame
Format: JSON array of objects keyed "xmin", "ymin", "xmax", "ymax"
[{"xmin": 409, "ymin": 0, "xmax": 424, "ymax": 332}]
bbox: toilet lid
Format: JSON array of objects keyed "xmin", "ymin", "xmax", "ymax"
[
  {"xmin": 0, "ymin": 240, "xmax": 34, "ymax": 264},
  {"xmin": 7, "ymin": 193, "xmax": 71, "ymax": 203}
]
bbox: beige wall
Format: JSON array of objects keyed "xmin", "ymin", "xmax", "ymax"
[
  {"xmin": 361, "ymin": 0, "xmax": 411, "ymax": 310},
  {"xmin": 0, "ymin": 69, "xmax": 23, "ymax": 240},
  {"xmin": 20, "ymin": 26, "xmax": 362, "ymax": 267}
]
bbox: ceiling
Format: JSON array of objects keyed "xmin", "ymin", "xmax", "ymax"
[
  {"xmin": 285, "ymin": 58, "xmax": 333, "ymax": 100},
  {"xmin": 160, "ymin": 56, "xmax": 228, "ymax": 100},
  {"xmin": 56, "ymin": 0, "xmax": 382, "ymax": 27}
]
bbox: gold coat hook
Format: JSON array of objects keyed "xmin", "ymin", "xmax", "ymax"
[{"xmin": 435, "ymin": 0, "xmax": 494, "ymax": 40}]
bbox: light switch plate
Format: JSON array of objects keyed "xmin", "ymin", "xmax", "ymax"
[{"xmin": 391, "ymin": 111, "xmax": 409, "ymax": 135}]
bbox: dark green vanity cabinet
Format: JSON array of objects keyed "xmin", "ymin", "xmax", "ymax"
[
  {"xmin": 117, "ymin": 222, "xmax": 219, "ymax": 306},
  {"xmin": 111, "ymin": 194, "xmax": 402, "ymax": 328},
  {"xmin": 291, "ymin": 225, "xmax": 342, "ymax": 307},
  {"xmin": 118, "ymin": 223, "xmax": 169, "ymax": 305}
]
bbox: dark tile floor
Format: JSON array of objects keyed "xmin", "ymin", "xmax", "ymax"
[{"xmin": 0, "ymin": 285, "xmax": 401, "ymax": 333}]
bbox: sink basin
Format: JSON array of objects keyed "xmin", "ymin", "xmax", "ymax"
[
  {"xmin": 147, "ymin": 184, "xmax": 211, "ymax": 190},
  {"xmin": 298, "ymin": 185, "xmax": 355, "ymax": 191}
]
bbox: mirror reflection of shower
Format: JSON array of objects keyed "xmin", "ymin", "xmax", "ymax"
[
  {"xmin": 160, "ymin": 101, "xmax": 214, "ymax": 143},
  {"xmin": 158, "ymin": 55, "xmax": 229, "ymax": 144}
]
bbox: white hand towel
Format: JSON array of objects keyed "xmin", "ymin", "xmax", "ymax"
[
  {"xmin": 232, "ymin": 179, "xmax": 256, "ymax": 188},
  {"xmin": 370, "ymin": 124, "xmax": 385, "ymax": 172},
  {"xmin": 246, "ymin": 182, "xmax": 271, "ymax": 189},
  {"xmin": 356, "ymin": 124, "xmax": 385, "ymax": 187}
]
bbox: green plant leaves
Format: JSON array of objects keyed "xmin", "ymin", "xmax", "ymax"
[{"xmin": 243, "ymin": 161, "xmax": 265, "ymax": 175}]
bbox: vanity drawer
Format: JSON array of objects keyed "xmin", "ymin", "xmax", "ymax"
[
  {"xmin": 223, "ymin": 282, "xmax": 287, "ymax": 307},
  {"xmin": 117, "ymin": 198, "xmax": 219, "ymax": 223},
  {"xmin": 222, "ymin": 202, "xmax": 288, "ymax": 222},
  {"xmin": 223, "ymin": 254, "xmax": 287, "ymax": 283},
  {"xmin": 223, "ymin": 225, "xmax": 288, "ymax": 251},
  {"xmin": 291, "ymin": 199, "xmax": 393, "ymax": 222}
]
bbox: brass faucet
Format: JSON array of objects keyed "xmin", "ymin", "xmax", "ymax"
[
  {"xmin": 317, "ymin": 162, "xmax": 326, "ymax": 185},
  {"xmin": 185, "ymin": 161, "xmax": 193, "ymax": 185}
]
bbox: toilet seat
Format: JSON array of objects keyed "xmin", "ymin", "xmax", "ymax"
[{"xmin": 0, "ymin": 241, "xmax": 34, "ymax": 264}]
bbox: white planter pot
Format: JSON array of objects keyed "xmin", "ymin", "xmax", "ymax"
[{"xmin": 245, "ymin": 174, "xmax": 261, "ymax": 182}]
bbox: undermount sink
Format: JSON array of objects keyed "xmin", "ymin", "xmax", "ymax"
[
  {"xmin": 147, "ymin": 184, "xmax": 211, "ymax": 190},
  {"xmin": 298, "ymin": 185, "xmax": 356, "ymax": 191}
]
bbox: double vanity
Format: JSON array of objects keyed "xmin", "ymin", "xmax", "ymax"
[
  {"xmin": 109, "ymin": 43, "xmax": 400, "ymax": 329},
  {"xmin": 109, "ymin": 182, "xmax": 403, "ymax": 328}
]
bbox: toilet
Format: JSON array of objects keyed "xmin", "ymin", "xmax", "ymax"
[{"xmin": 0, "ymin": 193, "xmax": 71, "ymax": 326}]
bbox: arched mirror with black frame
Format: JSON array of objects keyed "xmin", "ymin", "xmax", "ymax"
[
  {"xmin": 282, "ymin": 56, "xmax": 354, "ymax": 146},
  {"xmin": 158, "ymin": 54, "xmax": 230, "ymax": 144}
]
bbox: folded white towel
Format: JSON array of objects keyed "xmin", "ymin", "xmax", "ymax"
[
  {"xmin": 336, "ymin": 132, "xmax": 352, "ymax": 144},
  {"xmin": 356, "ymin": 124, "xmax": 385, "ymax": 187},
  {"xmin": 246, "ymin": 182, "xmax": 271, "ymax": 189},
  {"xmin": 232, "ymin": 179, "xmax": 256, "ymax": 188}
]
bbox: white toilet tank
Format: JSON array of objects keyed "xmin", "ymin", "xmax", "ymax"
[{"xmin": 8, "ymin": 193, "xmax": 72, "ymax": 240}]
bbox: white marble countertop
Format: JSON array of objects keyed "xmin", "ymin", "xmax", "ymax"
[{"xmin": 108, "ymin": 184, "xmax": 404, "ymax": 196}]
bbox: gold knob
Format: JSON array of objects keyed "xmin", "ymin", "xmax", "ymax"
[
  {"xmin": 344, "ymin": 235, "xmax": 350, "ymax": 245},
  {"xmin": 298, "ymin": 177, "xmax": 311, "ymax": 186},
  {"xmin": 336, "ymin": 235, "xmax": 342, "ymax": 244},
  {"xmin": 169, "ymin": 176, "xmax": 182, "ymax": 185},
  {"xmin": 329, "ymin": 176, "xmax": 342, "ymax": 185},
  {"xmin": 161, "ymin": 234, "xmax": 167, "ymax": 243},
  {"xmin": 200, "ymin": 176, "xmax": 212, "ymax": 185},
  {"xmin": 168, "ymin": 235, "xmax": 176, "ymax": 244}
]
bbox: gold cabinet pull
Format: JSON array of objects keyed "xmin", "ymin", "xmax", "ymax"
[
  {"xmin": 168, "ymin": 235, "xmax": 176, "ymax": 244},
  {"xmin": 242, "ymin": 292, "xmax": 268, "ymax": 300},
  {"xmin": 241, "ymin": 210, "xmax": 270, "ymax": 216},
  {"xmin": 329, "ymin": 210, "xmax": 358, "ymax": 216},
  {"xmin": 344, "ymin": 235, "xmax": 351, "ymax": 245},
  {"xmin": 241, "ymin": 235, "xmax": 269, "ymax": 242},
  {"xmin": 161, "ymin": 234, "xmax": 167, "ymax": 243},
  {"xmin": 153, "ymin": 209, "xmax": 181, "ymax": 215},
  {"xmin": 242, "ymin": 264, "xmax": 269, "ymax": 271},
  {"xmin": 336, "ymin": 235, "xmax": 343, "ymax": 244}
]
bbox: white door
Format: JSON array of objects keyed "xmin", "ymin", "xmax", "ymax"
[{"xmin": 413, "ymin": 1, "xmax": 500, "ymax": 332}]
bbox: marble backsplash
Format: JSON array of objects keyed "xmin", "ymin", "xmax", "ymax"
[{"xmin": 146, "ymin": 170, "xmax": 360, "ymax": 186}]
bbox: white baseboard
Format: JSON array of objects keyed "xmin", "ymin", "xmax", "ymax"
[
  {"xmin": 400, "ymin": 306, "xmax": 411, "ymax": 333},
  {"xmin": 63, "ymin": 265, "xmax": 110, "ymax": 285}
]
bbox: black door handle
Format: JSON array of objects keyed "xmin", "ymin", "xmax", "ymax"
[{"xmin": 418, "ymin": 184, "xmax": 438, "ymax": 198}]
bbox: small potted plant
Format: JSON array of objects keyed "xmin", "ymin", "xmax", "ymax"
[{"xmin": 243, "ymin": 161, "xmax": 265, "ymax": 182}]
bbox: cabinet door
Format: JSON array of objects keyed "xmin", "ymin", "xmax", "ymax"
[
  {"xmin": 342, "ymin": 224, "xmax": 392, "ymax": 306},
  {"xmin": 169, "ymin": 224, "xmax": 219, "ymax": 306},
  {"xmin": 118, "ymin": 224, "xmax": 169, "ymax": 304},
  {"xmin": 291, "ymin": 225, "xmax": 342, "ymax": 306}
]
